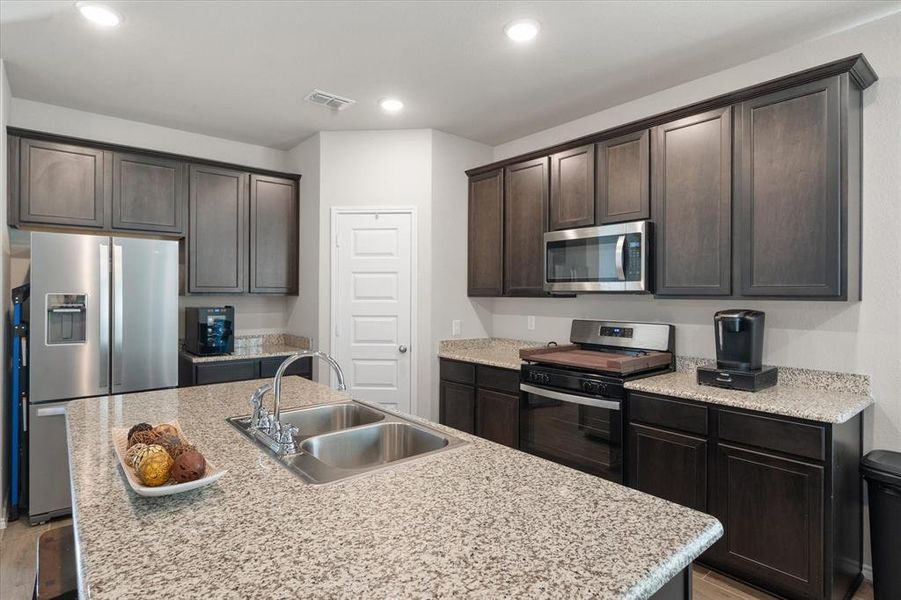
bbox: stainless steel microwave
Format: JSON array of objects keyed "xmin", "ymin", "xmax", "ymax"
[{"xmin": 543, "ymin": 221, "xmax": 651, "ymax": 293}]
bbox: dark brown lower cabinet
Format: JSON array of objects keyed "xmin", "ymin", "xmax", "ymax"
[
  {"xmin": 476, "ymin": 389, "xmax": 519, "ymax": 448},
  {"xmin": 179, "ymin": 355, "xmax": 311, "ymax": 387},
  {"xmin": 439, "ymin": 380, "xmax": 476, "ymax": 434},
  {"xmin": 439, "ymin": 359, "xmax": 519, "ymax": 448},
  {"xmin": 711, "ymin": 443, "xmax": 823, "ymax": 599},
  {"xmin": 628, "ymin": 423, "xmax": 707, "ymax": 512},
  {"xmin": 626, "ymin": 391, "xmax": 863, "ymax": 600}
]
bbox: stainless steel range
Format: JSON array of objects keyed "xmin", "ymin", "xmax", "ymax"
[{"xmin": 519, "ymin": 320, "xmax": 675, "ymax": 483}]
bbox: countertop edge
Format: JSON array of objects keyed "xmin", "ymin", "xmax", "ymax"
[
  {"xmin": 637, "ymin": 519, "xmax": 724, "ymax": 599},
  {"xmin": 437, "ymin": 351, "xmax": 522, "ymax": 371},
  {"xmin": 624, "ymin": 377, "xmax": 873, "ymax": 424}
]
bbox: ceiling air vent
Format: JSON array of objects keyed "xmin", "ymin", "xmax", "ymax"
[{"xmin": 303, "ymin": 89, "xmax": 356, "ymax": 111}]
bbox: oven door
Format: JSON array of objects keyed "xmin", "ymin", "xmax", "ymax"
[
  {"xmin": 519, "ymin": 383, "xmax": 623, "ymax": 483},
  {"xmin": 543, "ymin": 221, "xmax": 649, "ymax": 293}
]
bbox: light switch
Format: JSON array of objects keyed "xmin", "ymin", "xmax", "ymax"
[{"xmin": 452, "ymin": 320, "xmax": 461, "ymax": 336}]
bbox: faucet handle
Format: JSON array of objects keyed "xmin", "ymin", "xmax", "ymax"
[
  {"xmin": 256, "ymin": 407, "xmax": 271, "ymax": 434},
  {"xmin": 278, "ymin": 423, "xmax": 299, "ymax": 455}
]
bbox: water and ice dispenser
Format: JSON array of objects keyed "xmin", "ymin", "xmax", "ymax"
[{"xmin": 45, "ymin": 294, "xmax": 87, "ymax": 345}]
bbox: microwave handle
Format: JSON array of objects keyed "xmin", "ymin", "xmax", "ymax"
[{"xmin": 614, "ymin": 235, "xmax": 626, "ymax": 281}]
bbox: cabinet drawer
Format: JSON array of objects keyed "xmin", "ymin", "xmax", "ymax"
[
  {"xmin": 629, "ymin": 393, "xmax": 708, "ymax": 435},
  {"xmin": 259, "ymin": 356, "xmax": 311, "ymax": 379},
  {"xmin": 194, "ymin": 360, "xmax": 258, "ymax": 385},
  {"xmin": 718, "ymin": 410, "xmax": 825, "ymax": 461},
  {"xmin": 476, "ymin": 365, "xmax": 520, "ymax": 394},
  {"xmin": 440, "ymin": 359, "xmax": 475, "ymax": 385}
]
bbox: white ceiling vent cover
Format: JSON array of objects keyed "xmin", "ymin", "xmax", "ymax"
[{"xmin": 303, "ymin": 89, "xmax": 356, "ymax": 111}]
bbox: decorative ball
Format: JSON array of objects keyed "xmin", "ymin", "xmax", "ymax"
[
  {"xmin": 125, "ymin": 443, "xmax": 149, "ymax": 468},
  {"xmin": 137, "ymin": 450, "xmax": 173, "ymax": 486},
  {"xmin": 128, "ymin": 429, "xmax": 160, "ymax": 449},
  {"xmin": 130, "ymin": 444, "xmax": 167, "ymax": 470},
  {"xmin": 170, "ymin": 443, "xmax": 197, "ymax": 460},
  {"xmin": 153, "ymin": 423, "xmax": 180, "ymax": 437},
  {"xmin": 171, "ymin": 451, "xmax": 206, "ymax": 483},
  {"xmin": 155, "ymin": 433, "xmax": 183, "ymax": 457},
  {"xmin": 127, "ymin": 423, "xmax": 153, "ymax": 442}
]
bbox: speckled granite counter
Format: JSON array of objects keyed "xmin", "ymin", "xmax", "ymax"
[
  {"xmin": 626, "ymin": 358, "xmax": 872, "ymax": 424},
  {"xmin": 66, "ymin": 377, "xmax": 722, "ymax": 599},
  {"xmin": 181, "ymin": 334, "xmax": 311, "ymax": 364},
  {"xmin": 438, "ymin": 337, "xmax": 544, "ymax": 370}
]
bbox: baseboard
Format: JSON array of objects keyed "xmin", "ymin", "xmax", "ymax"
[{"xmin": 862, "ymin": 562, "xmax": 873, "ymax": 582}]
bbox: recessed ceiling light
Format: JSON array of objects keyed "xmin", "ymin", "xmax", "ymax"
[
  {"xmin": 379, "ymin": 98, "xmax": 404, "ymax": 113},
  {"xmin": 76, "ymin": 2, "xmax": 123, "ymax": 27},
  {"xmin": 504, "ymin": 18, "xmax": 540, "ymax": 43}
]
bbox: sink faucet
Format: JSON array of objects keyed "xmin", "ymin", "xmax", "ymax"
[{"xmin": 250, "ymin": 350, "xmax": 347, "ymax": 456}]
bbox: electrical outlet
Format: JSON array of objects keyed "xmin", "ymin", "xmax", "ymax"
[
  {"xmin": 527, "ymin": 315, "xmax": 536, "ymax": 331},
  {"xmin": 452, "ymin": 320, "xmax": 461, "ymax": 336}
]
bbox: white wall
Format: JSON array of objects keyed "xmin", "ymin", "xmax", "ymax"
[
  {"xmin": 429, "ymin": 130, "xmax": 493, "ymax": 419},
  {"xmin": 0, "ymin": 60, "xmax": 12, "ymax": 527},
  {"xmin": 7, "ymin": 98, "xmax": 297, "ymax": 336},
  {"xmin": 314, "ymin": 130, "xmax": 433, "ymax": 416},
  {"xmin": 490, "ymin": 13, "xmax": 901, "ymax": 453},
  {"xmin": 285, "ymin": 134, "xmax": 321, "ymax": 375}
]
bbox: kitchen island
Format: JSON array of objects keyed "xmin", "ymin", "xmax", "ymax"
[{"xmin": 66, "ymin": 377, "xmax": 722, "ymax": 599}]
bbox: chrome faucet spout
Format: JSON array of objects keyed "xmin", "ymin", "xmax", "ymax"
[{"xmin": 272, "ymin": 351, "xmax": 347, "ymax": 424}]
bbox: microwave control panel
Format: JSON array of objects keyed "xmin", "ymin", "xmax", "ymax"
[{"xmin": 625, "ymin": 234, "xmax": 643, "ymax": 281}]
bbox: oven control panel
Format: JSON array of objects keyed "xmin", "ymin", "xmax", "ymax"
[{"xmin": 526, "ymin": 371, "xmax": 551, "ymax": 385}]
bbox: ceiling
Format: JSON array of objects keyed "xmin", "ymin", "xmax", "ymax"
[{"xmin": 0, "ymin": 1, "xmax": 897, "ymax": 150}]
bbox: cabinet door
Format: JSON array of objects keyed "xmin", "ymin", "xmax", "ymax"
[
  {"xmin": 652, "ymin": 108, "xmax": 731, "ymax": 296},
  {"xmin": 467, "ymin": 169, "xmax": 504, "ymax": 296},
  {"xmin": 194, "ymin": 360, "xmax": 259, "ymax": 385},
  {"xmin": 628, "ymin": 423, "xmax": 707, "ymax": 512},
  {"xmin": 259, "ymin": 356, "xmax": 311, "ymax": 379},
  {"xmin": 737, "ymin": 77, "xmax": 842, "ymax": 298},
  {"xmin": 504, "ymin": 157, "xmax": 548, "ymax": 296},
  {"xmin": 476, "ymin": 389, "xmax": 519, "ymax": 449},
  {"xmin": 439, "ymin": 380, "xmax": 475, "ymax": 434},
  {"xmin": 549, "ymin": 145, "xmax": 594, "ymax": 230},
  {"xmin": 249, "ymin": 174, "xmax": 298, "ymax": 294},
  {"xmin": 596, "ymin": 130, "xmax": 650, "ymax": 224},
  {"xmin": 18, "ymin": 139, "xmax": 107, "ymax": 228},
  {"xmin": 712, "ymin": 443, "xmax": 824, "ymax": 599},
  {"xmin": 188, "ymin": 165, "xmax": 248, "ymax": 293},
  {"xmin": 111, "ymin": 152, "xmax": 185, "ymax": 234}
]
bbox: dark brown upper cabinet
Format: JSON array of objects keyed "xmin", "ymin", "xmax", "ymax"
[
  {"xmin": 596, "ymin": 130, "xmax": 650, "ymax": 224},
  {"xmin": 249, "ymin": 174, "xmax": 298, "ymax": 294},
  {"xmin": 652, "ymin": 107, "xmax": 732, "ymax": 297},
  {"xmin": 111, "ymin": 152, "xmax": 186, "ymax": 235},
  {"xmin": 187, "ymin": 165, "xmax": 248, "ymax": 294},
  {"xmin": 549, "ymin": 145, "xmax": 594, "ymax": 230},
  {"xmin": 467, "ymin": 169, "xmax": 504, "ymax": 296},
  {"xmin": 504, "ymin": 157, "xmax": 548, "ymax": 296},
  {"xmin": 16, "ymin": 138, "xmax": 107, "ymax": 229},
  {"xmin": 737, "ymin": 77, "xmax": 849, "ymax": 299}
]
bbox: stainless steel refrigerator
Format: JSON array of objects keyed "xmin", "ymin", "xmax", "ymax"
[{"xmin": 27, "ymin": 231, "xmax": 178, "ymax": 523}]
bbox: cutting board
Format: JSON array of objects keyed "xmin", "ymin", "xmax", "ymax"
[{"xmin": 520, "ymin": 346, "xmax": 672, "ymax": 375}]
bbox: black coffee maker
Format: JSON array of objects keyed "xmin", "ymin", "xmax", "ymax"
[{"xmin": 697, "ymin": 309, "xmax": 777, "ymax": 391}]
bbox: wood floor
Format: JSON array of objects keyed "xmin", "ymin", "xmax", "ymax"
[{"xmin": 0, "ymin": 517, "xmax": 877, "ymax": 600}]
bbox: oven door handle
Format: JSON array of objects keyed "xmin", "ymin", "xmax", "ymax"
[{"xmin": 520, "ymin": 383, "xmax": 621, "ymax": 411}]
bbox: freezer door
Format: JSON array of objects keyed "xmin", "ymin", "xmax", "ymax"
[
  {"xmin": 30, "ymin": 232, "xmax": 110, "ymax": 402},
  {"xmin": 111, "ymin": 237, "xmax": 178, "ymax": 394},
  {"xmin": 28, "ymin": 402, "xmax": 72, "ymax": 523}
]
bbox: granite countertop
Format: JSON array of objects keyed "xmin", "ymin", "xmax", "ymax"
[
  {"xmin": 67, "ymin": 378, "xmax": 722, "ymax": 599},
  {"xmin": 438, "ymin": 337, "xmax": 545, "ymax": 370},
  {"xmin": 180, "ymin": 334, "xmax": 312, "ymax": 363},
  {"xmin": 626, "ymin": 358, "xmax": 872, "ymax": 424}
]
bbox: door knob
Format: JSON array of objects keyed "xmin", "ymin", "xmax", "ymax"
[{"xmin": 398, "ymin": 345, "xmax": 408, "ymax": 353}]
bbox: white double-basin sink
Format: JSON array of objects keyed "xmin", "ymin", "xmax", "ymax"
[{"xmin": 227, "ymin": 401, "xmax": 466, "ymax": 484}]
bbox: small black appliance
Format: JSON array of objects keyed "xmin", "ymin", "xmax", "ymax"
[
  {"xmin": 698, "ymin": 309, "xmax": 777, "ymax": 392},
  {"xmin": 184, "ymin": 306, "xmax": 235, "ymax": 356}
]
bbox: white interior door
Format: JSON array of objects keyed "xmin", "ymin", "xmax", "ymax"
[{"xmin": 333, "ymin": 210, "xmax": 413, "ymax": 413}]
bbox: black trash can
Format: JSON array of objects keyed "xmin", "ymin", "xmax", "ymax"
[{"xmin": 861, "ymin": 450, "xmax": 901, "ymax": 600}]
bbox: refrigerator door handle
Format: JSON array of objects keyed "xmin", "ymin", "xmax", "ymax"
[
  {"xmin": 113, "ymin": 243, "xmax": 124, "ymax": 387},
  {"xmin": 99, "ymin": 243, "xmax": 110, "ymax": 389}
]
